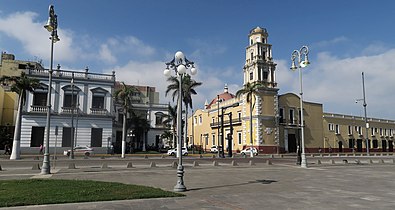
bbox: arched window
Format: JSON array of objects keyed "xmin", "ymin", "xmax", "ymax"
[
  {"xmin": 33, "ymin": 83, "xmax": 48, "ymax": 106},
  {"xmin": 62, "ymin": 85, "xmax": 81, "ymax": 108},
  {"xmin": 91, "ymin": 87, "xmax": 108, "ymax": 109}
]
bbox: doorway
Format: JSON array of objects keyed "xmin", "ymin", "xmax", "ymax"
[
  {"xmin": 30, "ymin": 127, "xmax": 45, "ymax": 147},
  {"xmin": 288, "ymin": 134, "xmax": 297, "ymax": 153},
  {"xmin": 388, "ymin": 141, "xmax": 393, "ymax": 152},
  {"xmin": 338, "ymin": 141, "xmax": 343, "ymax": 153},
  {"xmin": 356, "ymin": 139, "xmax": 363, "ymax": 152},
  {"xmin": 382, "ymin": 140, "xmax": 387, "ymax": 152}
]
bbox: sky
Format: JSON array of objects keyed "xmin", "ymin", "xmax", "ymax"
[{"xmin": 1, "ymin": 0, "xmax": 395, "ymax": 120}]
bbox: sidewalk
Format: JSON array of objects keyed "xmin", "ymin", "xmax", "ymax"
[{"xmin": 2, "ymin": 159, "xmax": 395, "ymax": 210}]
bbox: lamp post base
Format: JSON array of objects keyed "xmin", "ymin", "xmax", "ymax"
[
  {"xmin": 301, "ymin": 153, "xmax": 308, "ymax": 168},
  {"xmin": 174, "ymin": 165, "xmax": 186, "ymax": 192},
  {"xmin": 40, "ymin": 153, "xmax": 51, "ymax": 174}
]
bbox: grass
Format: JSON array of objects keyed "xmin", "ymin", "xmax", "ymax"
[{"xmin": 0, "ymin": 179, "xmax": 183, "ymax": 207}]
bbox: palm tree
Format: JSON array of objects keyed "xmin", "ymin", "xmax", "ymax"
[
  {"xmin": 236, "ymin": 82, "xmax": 262, "ymax": 157},
  {"xmin": 114, "ymin": 82, "xmax": 138, "ymax": 158},
  {"xmin": 160, "ymin": 130, "xmax": 173, "ymax": 148},
  {"xmin": 162, "ymin": 104, "xmax": 177, "ymax": 148},
  {"xmin": 181, "ymin": 74, "xmax": 202, "ymax": 148},
  {"xmin": 1, "ymin": 72, "xmax": 40, "ymax": 160},
  {"xmin": 165, "ymin": 76, "xmax": 182, "ymax": 147},
  {"xmin": 128, "ymin": 112, "xmax": 150, "ymax": 151}
]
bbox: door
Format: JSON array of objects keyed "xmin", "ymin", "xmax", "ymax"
[
  {"xmin": 388, "ymin": 141, "xmax": 393, "ymax": 152},
  {"xmin": 382, "ymin": 140, "xmax": 387, "ymax": 152},
  {"xmin": 338, "ymin": 141, "xmax": 343, "ymax": 153},
  {"xmin": 288, "ymin": 134, "xmax": 297, "ymax": 153},
  {"xmin": 30, "ymin": 127, "xmax": 45, "ymax": 147},
  {"xmin": 356, "ymin": 139, "xmax": 363, "ymax": 152}
]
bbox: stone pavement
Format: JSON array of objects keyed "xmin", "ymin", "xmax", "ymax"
[{"xmin": 1, "ymin": 158, "xmax": 395, "ymax": 210}]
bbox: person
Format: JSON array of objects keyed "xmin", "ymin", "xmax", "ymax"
[
  {"xmin": 39, "ymin": 144, "xmax": 44, "ymax": 154},
  {"xmin": 4, "ymin": 143, "xmax": 11, "ymax": 155},
  {"xmin": 318, "ymin": 147, "xmax": 322, "ymax": 153}
]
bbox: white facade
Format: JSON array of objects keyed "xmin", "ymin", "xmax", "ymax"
[{"xmin": 20, "ymin": 68, "xmax": 115, "ymax": 154}]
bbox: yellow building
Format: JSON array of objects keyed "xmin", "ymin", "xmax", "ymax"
[{"xmin": 188, "ymin": 27, "xmax": 395, "ymax": 154}]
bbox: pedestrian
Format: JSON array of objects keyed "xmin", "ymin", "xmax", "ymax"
[
  {"xmin": 39, "ymin": 144, "xmax": 43, "ymax": 154},
  {"xmin": 4, "ymin": 143, "xmax": 11, "ymax": 155}
]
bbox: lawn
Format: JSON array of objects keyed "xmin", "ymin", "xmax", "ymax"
[{"xmin": 0, "ymin": 179, "xmax": 183, "ymax": 207}]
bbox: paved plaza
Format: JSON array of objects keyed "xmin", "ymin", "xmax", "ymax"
[{"xmin": 1, "ymin": 156, "xmax": 395, "ymax": 209}]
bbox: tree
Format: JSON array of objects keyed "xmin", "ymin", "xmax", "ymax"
[
  {"xmin": 236, "ymin": 82, "xmax": 262, "ymax": 157},
  {"xmin": 165, "ymin": 75, "xmax": 202, "ymax": 148},
  {"xmin": 1, "ymin": 72, "xmax": 40, "ymax": 160},
  {"xmin": 114, "ymin": 82, "xmax": 138, "ymax": 158},
  {"xmin": 181, "ymin": 74, "xmax": 202, "ymax": 148},
  {"xmin": 128, "ymin": 112, "xmax": 150, "ymax": 151},
  {"xmin": 160, "ymin": 130, "xmax": 173, "ymax": 148},
  {"xmin": 162, "ymin": 104, "xmax": 177, "ymax": 148}
]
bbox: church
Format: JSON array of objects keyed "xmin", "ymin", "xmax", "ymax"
[{"xmin": 187, "ymin": 27, "xmax": 395, "ymax": 154}]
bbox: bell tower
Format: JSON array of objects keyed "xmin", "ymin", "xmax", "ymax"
[{"xmin": 243, "ymin": 27, "xmax": 277, "ymax": 88}]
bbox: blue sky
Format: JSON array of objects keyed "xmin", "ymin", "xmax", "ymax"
[{"xmin": 1, "ymin": 0, "xmax": 395, "ymax": 119}]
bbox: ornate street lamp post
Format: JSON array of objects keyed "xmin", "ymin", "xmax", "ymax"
[
  {"xmin": 41, "ymin": 4, "xmax": 60, "ymax": 174},
  {"xmin": 164, "ymin": 51, "xmax": 197, "ymax": 192},
  {"xmin": 290, "ymin": 45, "xmax": 310, "ymax": 168}
]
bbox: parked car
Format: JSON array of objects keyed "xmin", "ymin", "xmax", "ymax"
[
  {"xmin": 167, "ymin": 147, "xmax": 188, "ymax": 156},
  {"xmin": 240, "ymin": 147, "xmax": 258, "ymax": 156},
  {"xmin": 210, "ymin": 145, "xmax": 222, "ymax": 153},
  {"xmin": 63, "ymin": 146, "xmax": 94, "ymax": 157}
]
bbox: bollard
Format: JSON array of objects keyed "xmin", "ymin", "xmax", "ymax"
[
  {"xmin": 150, "ymin": 162, "xmax": 156, "ymax": 167},
  {"xmin": 171, "ymin": 161, "xmax": 178, "ymax": 168},
  {"xmin": 161, "ymin": 155, "xmax": 165, "ymax": 159},
  {"xmin": 317, "ymin": 160, "xmax": 321, "ymax": 165},
  {"xmin": 330, "ymin": 160, "xmax": 335, "ymax": 164},
  {"xmin": 369, "ymin": 159, "xmax": 374, "ymax": 164},
  {"xmin": 342, "ymin": 159, "xmax": 348, "ymax": 164},
  {"xmin": 144, "ymin": 155, "xmax": 149, "ymax": 159},
  {"xmin": 379, "ymin": 159, "xmax": 384, "ymax": 164},
  {"xmin": 100, "ymin": 156, "xmax": 105, "ymax": 159},
  {"xmin": 101, "ymin": 163, "xmax": 108, "ymax": 168},
  {"xmin": 193, "ymin": 161, "xmax": 199, "ymax": 167},
  {"xmin": 231, "ymin": 160, "xmax": 238, "ymax": 166},
  {"xmin": 213, "ymin": 161, "xmax": 219, "ymax": 166},
  {"xmin": 68, "ymin": 163, "xmax": 76, "ymax": 169},
  {"xmin": 249, "ymin": 160, "xmax": 255, "ymax": 166},
  {"xmin": 32, "ymin": 164, "xmax": 41, "ymax": 170},
  {"xmin": 355, "ymin": 159, "xmax": 361, "ymax": 165},
  {"xmin": 126, "ymin": 162, "xmax": 133, "ymax": 168},
  {"xmin": 266, "ymin": 159, "xmax": 272, "ymax": 165},
  {"xmin": 199, "ymin": 154, "xmax": 203, "ymax": 158}
]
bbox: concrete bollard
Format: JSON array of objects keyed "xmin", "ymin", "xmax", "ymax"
[
  {"xmin": 213, "ymin": 161, "xmax": 219, "ymax": 166},
  {"xmin": 193, "ymin": 161, "xmax": 199, "ymax": 167},
  {"xmin": 32, "ymin": 163, "xmax": 41, "ymax": 170},
  {"xmin": 369, "ymin": 159, "xmax": 374, "ymax": 164},
  {"xmin": 161, "ymin": 155, "xmax": 165, "ymax": 159},
  {"xmin": 379, "ymin": 159, "xmax": 384, "ymax": 164},
  {"xmin": 280, "ymin": 154, "xmax": 284, "ymax": 158},
  {"xmin": 171, "ymin": 161, "xmax": 178, "ymax": 168},
  {"xmin": 354, "ymin": 159, "xmax": 361, "ymax": 165},
  {"xmin": 269, "ymin": 154, "xmax": 274, "ymax": 158},
  {"xmin": 126, "ymin": 162, "xmax": 133, "ymax": 168},
  {"xmin": 101, "ymin": 163, "xmax": 108, "ymax": 168},
  {"xmin": 266, "ymin": 159, "xmax": 272, "ymax": 165},
  {"xmin": 68, "ymin": 163, "xmax": 76, "ymax": 169},
  {"xmin": 100, "ymin": 156, "xmax": 105, "ymax": 159},
  {"xmin": 212, "ymin": 155, "xmax": 216, "ymax": 158},
  {"xmin": 249, "ymin": 160, "xmax": 255, "ymax": 166},
  {"xmin": 199, "ymin": 154, "xmax": 203, "ymax": 158},
  {"xmin": 342, "ymin": 159, "xmax": 348, "ymax": 164},
  {"xmin": 144, "ymin": 155, "xmax": 149, "ymax": 159},
  {"xmin": 150, "ymin": 162, "xmax": 157, "ymax": 167},
  {"xmin": 330, "ymin": 160, "xmax": 335, "ymax": 164},
  {"xmin": 317, "ymin": 160, "xmax": 321, "ymax": 165},
  {"xmin": 231, "ymin": 160, "xmax": 238, "ymax": 166}
]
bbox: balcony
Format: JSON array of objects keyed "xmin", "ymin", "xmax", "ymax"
[
  {"xmin": 210, "ymin": 118, "xmax": 242, "ymax": 128},
  {"xmin": 90, "ymin": 108, "xmax": 108, "ymax": 116},
  {"xmin": 30, "ymin": 105, "xmax": 48, "ymax": 113},
  {"xmin": 61, "ymin": 107, "xmax": 81, "ymax": 114}
]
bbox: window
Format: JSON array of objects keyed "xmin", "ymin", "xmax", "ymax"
[
  {"xmin": 328, "ymin": 123, "xmax": 334, "ymax": 131},
  {"xmin": 380, "ymin": 128, "xmax": 383, "ymax": 136},
  {"xmin": 371, "ymin": 128, "xmax": 375, "ymax": 136},
  {"xmin": 91, "ymin": 128, "xmax": 103, "ymax": 147},
  {"xmin": 357, "ymin": 126, "xmax": 362, "ymax": 135},
  {"xmin": 348, "ymin": 126, "xmax": 353, "ymax": 135},
  {"xmin": 348, "ymin": 139, "xmax": 355, "ymax": 148},
  {"xmin": 335, "ymin": 124, "xmax": 340, "ymax": 134},
  {"xmin": 279, "ymin": 108, "xmax": 284, "ymax": 123},
  {"xmin": 385, "ymin": 129, "xmax": 388, "ymax": 137},
  {"xmin": 199, "ymin": 115, "xmax": 202, "ymax": 124},
  {"xmin": 374, "ymin": 127, "xmax": 378, "ymax": 134},
  {"xmin": 155, "ymin": 112, "xmax": 164, "ymax": 126},
  {"xmin": 289, "ymin": 109, "xmax": 295, "ymax": 124},
  {"xmin": 212, "ymin": 134, "xmax": 216, "ymax": 145},
  {"xmin": 251, "ymin": 52, "xmax": 254, "ymax": 60},
  {"xmin": 91, "ymin": 87, "xmax": 108, "ymax": 109},
  {"xmin": 390, "ymin": 129, "xmax": 394, "ymax": 137},
  {"xmin": 263, "ymin": 71, "xmax": 268, "ymax": 80},
  {"xmin": 238, "ymin": 112, "xmax": 242, "ymax": 121},
  {"xmin": 33, "ymin": 84, "xmax": 48, "ymax": 106},
  {"xmin": 372, "ymin": 139, "xmax": 378, "ymax": 148},
  {"xmin": 238, "ymin": 132, "xmax": 242, "ymax": 145},
  {"xmin": 194, "ymin": 116, "xmax": 197, "ymax": 125},
  {"xmin": 250, "ymin": 72, "xmax": 253, "ymax": 81},
  {"xmin": 62, "ymin": 85, "xmax": 81, "ymax": 108}
]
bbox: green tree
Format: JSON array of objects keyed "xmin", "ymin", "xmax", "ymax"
[
  {"xmin": 162, "ymin": 104, "xmax": 177, "ymax": 148},
  {"xmin": 114, "ymin": 82, "xmax": 138, "ymax": 158},
  {"xmin": 128, "ymin": 112, "xmax": 150, "ymax": 152},
  {"xmin": 1, "ymin": 72, "xmax": 40, "ymax": 159},
  {"xmin": 181, "ymin": 74, "xmax": 202, "ymax": 148},
  {"xmin": 236, "ymin": 82, "xmax": 262, "ymax": 157}
]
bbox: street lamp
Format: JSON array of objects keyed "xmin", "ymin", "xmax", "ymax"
[
  {"xmin": 164, "ymin": 51, "xmax": 197, "ymax": 192},
  {"xmin": 356, "ymin": 72, "xmax": 370, "ymax": 155},
  {"xmin": 41, "ymin": 4, "xmax": 60, "ymax": 175},
  {"xmin": 70, "ymin": 73, "xmax": 75, "ymax": 159},
  {"xmin": 290, "ymin": 45, "xmax": 310, "ymax": 168}
]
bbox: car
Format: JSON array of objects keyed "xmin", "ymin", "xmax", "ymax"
[
  {"xmin": 63, "ymin": 146, "xmax": 94, "ymax": 157},
  {"xmin": 167, "ymin": 147, "xmax": 188, "ymax": 156},
  {"xmin": 240, "ymin": 147, "xmax": 258, "ymax": 156},
  {"xmin": 210, "ymin": 145, "xmax": 222, "ymax": 153}
]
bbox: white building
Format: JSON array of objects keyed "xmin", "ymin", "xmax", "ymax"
[{"xmin": 21, "ymin": 67, "xmax": 115, "ymax": 154}]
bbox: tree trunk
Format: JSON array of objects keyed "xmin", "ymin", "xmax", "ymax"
[
  {"xmin": 250, "ymin": 99, "xmax": 254, "ymax": 158},
  {"xmin": 10, "ymin": 93, "xmax": 23, "ymax": 160},
  {"xmin": 121, "ymin": 112, "xmax": 127, "ymax": 158},
  {"xmin": 184, "ymin": 106, "xmax": 188, "ymax": 148}
]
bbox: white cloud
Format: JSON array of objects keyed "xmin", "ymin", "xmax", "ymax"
[
  {"xmin": 276, "ymin": 49, "xmax": 395, "ymax": 120},
  {"xmin": 313, "ymin": 36, "xmax": 348, "ymax": 48},
  {"xmin": 0, "ymin": 11, "xmax": 80, "ymax": 63},
  {"xmin": 99, "ymin": 44, "xmax": 117, "ymax": 64}
]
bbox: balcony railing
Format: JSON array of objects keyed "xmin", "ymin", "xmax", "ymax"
[
  {"xmin": 90, "ymin": 108, "xmax": 109, "ymax": 115},
  {"xmin": 30, "ymin": 105, "xmax": 48, "ymax": 113},
  {"xmin": 210, "ymin": 118, "xmax": 242, "ymax": 127},
  {"xmin": 27, "ymin": 68, "xmax": 115, "ymax": 82},
  {"xmin": 61, "ymin": 107, "xmax": 81, "ymax": 114}
]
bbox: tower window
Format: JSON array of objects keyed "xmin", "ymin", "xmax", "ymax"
[
  {"xmin": 250, "ymin": 39, "xmax": 253, "ymax": 45},
  {"xmin": 249, "ymin": 72, "xmax": 253, "ymax": 80},
  {"xmin": 263, "ymin": 71, "xmax": 268, "ymax": 80},
  {"xmin": 251, "ymin": 52, "xmax": 254, "ymax": 60}
]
